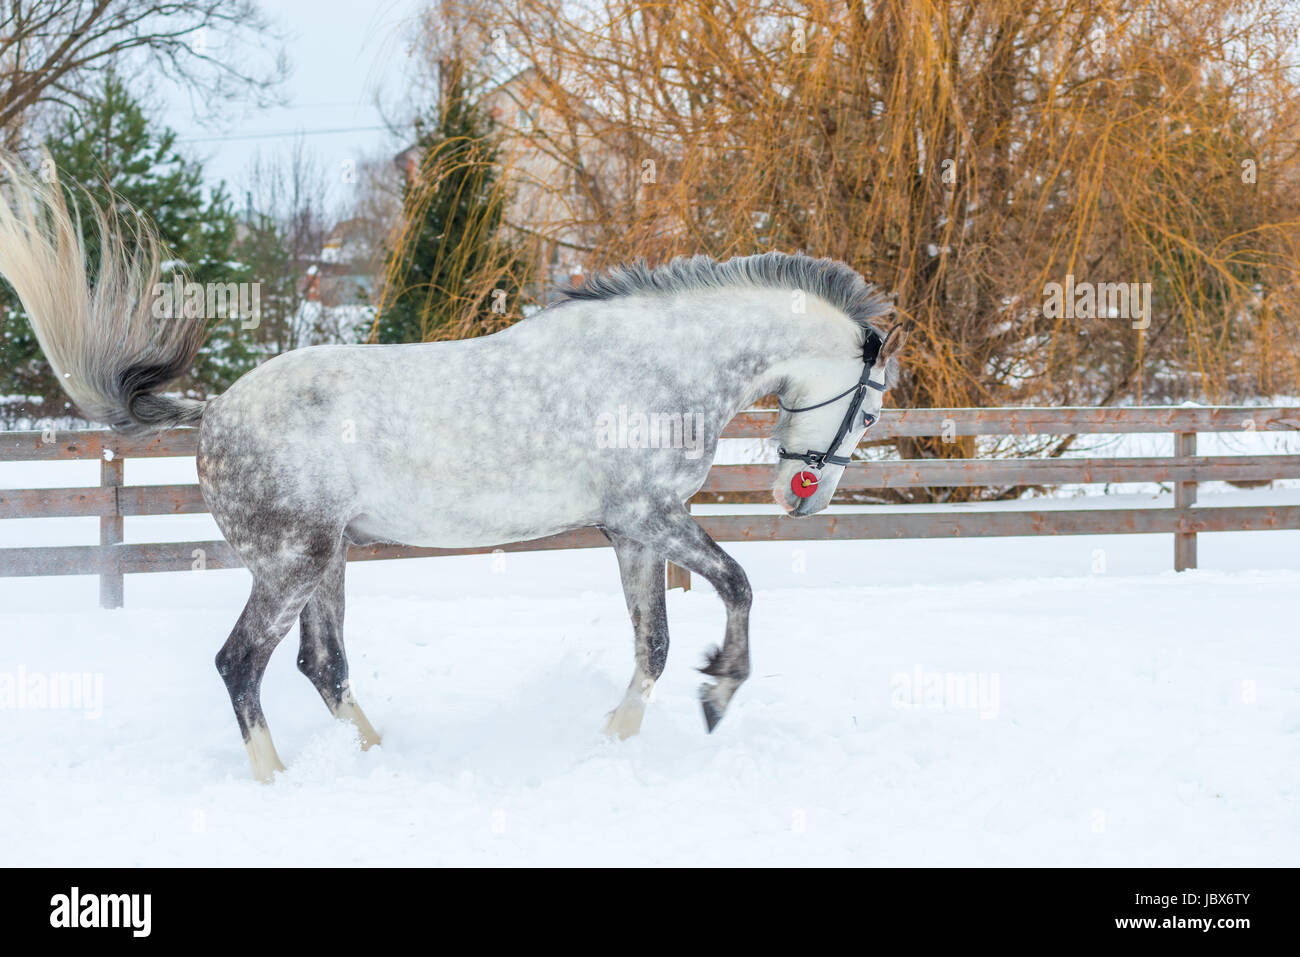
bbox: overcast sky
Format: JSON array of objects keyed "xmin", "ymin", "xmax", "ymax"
[{"xmin": 163, "ymin": 0, "xmax": 423, "ymax": 209}]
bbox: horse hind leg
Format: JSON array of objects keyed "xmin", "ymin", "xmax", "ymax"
[
  {"xmin": 603, "ymin": 532, "xmax": 669, "ymax": 739},
  {"xmin": 216, "ymin": 579, "xmax": 316, "ymax": 782},
  {"xmin": 296, "ymin": 540, "xmax": 380, "ymax": 749},
  {"xmin": 214, "ymin": 529, "xmax": 340, "ymax": 783}
]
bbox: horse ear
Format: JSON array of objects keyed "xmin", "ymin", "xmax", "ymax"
[{"xmin": 879, "ymin": 321, "xmax": 909, "ymax": 361}]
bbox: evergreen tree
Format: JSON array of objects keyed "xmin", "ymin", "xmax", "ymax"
[
  {"xmin": 377, "ymin": 79, "xmax": 526, "ymax": 343},
  {"xmin": 0, "ymin": 72, "xmax": 257, "ymax": 422}
]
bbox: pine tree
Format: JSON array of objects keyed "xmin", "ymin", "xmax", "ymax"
[
  {"xmin": 0, "ymin": 72, "xmax": 258, "ymax": 423},
  {"xmin": 377, "ymin": 78, "xmax": 526, "ymax": 343}
]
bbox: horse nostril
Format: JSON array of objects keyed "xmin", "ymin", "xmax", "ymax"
[{"xmin": 773, "ymin": 484, "xmax": 803, "ymax": 514}]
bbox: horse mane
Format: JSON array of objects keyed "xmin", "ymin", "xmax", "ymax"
[{"xmin": 557, "ymin": 251, "xmax": 895, "ymax": 341}]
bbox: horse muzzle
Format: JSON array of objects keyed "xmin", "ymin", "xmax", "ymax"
[{"xmin": 775, "ymin": 480, "xmax": 830, "ymax": 516}]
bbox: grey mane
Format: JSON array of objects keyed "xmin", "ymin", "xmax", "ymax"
[{"xmin": 558, "ymin": 251, "xmax": 895, "ymax": 353}]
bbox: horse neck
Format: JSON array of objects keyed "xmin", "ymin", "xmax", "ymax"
[{"xmin": 677, "ymin": 289, "xmax": 861, "ymax": 416}]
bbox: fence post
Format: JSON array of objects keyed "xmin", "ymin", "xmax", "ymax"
[
  {"xmin": 100, "ymin": 441, "xmax": 124, "ymax": 608},
  {"xmin": 1173, "ymin": 431, "xmax": 1197, "ymax": 572},
  {"xmin": 666, "ymin": 500, "xmax": 692, "ymax": 591}
]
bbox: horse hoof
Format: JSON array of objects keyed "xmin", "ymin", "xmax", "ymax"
[
  {"xmin": 699, "ymin": 689, "xmax": 724, "ymax": 733},
  {"xmin": 245, "ymin": 726, "xmax": 286, "ymax": 783},
  {"xmin": 603, "ymin": 704, "xmax": 645, "ymax": 740},
  {"xmin": 335, "ymin": 697, "xmax": 382, "ymax": 749}
]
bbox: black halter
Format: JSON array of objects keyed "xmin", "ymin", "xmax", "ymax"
[{"xmin": 777, "ymin": 332, "xmax": 887, "ymax": 471}]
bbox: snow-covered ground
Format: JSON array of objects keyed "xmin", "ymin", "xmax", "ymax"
[{"xmin": 2, "ymin": 448, "xmax": 1299, "ymax": 865}]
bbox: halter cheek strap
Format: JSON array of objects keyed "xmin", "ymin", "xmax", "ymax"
[{"xmin": 777, "ymin": 332, "xmax": 887, "ymax": 471}]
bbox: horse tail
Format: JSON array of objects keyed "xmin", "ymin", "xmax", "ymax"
[{"xmin": 0, "ymin": 150, "xmax": 207, "ymax": 433}]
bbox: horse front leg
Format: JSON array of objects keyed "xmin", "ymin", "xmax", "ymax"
[
  {"xmin": 608, "ymin": 505, "xmax": 752, "ymax": 733},
  {"xmin": 603, "ymin": 531, "xmax": 669, "ymax": 739}
]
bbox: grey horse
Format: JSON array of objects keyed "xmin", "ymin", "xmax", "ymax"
[{"xmin": 0, "ymin": 155, "xmax": 906, "ymax": 781}]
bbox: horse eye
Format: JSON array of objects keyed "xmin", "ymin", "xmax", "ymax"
[{"xmin": 863, "ymin": 412, "xmax": 877, "ymax": 429}]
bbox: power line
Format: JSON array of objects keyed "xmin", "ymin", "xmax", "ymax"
[{"xmin": 180, "ymin": 124, "xmax": 394, "ymax": 144}]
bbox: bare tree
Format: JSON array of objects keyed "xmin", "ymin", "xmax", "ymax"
[
  {"xmin": 0, "ymin": 0, "xmax": 288, "ymax": 142},
  {"xmin": 336, "ymin": 149, "xmax": 402, "ymax": 283},
  {"xmin": 237, "ymin": 140, "xmax": 330, "ymax": 352}
]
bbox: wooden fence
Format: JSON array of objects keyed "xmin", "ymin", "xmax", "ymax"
[{"xmin": 2, "ymin": 406, "xmax": 1299, "ymax": 606}]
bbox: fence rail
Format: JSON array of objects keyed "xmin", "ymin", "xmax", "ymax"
[{"xmin": 2, "ymin": 406, "xmax": 1298, "ymax": 605}]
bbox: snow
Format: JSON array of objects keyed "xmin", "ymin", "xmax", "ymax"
[{"xmin": 2, "ymin": 455, "xmax": 1300, "ymax": 865}]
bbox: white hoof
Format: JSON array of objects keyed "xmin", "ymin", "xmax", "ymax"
[
  {"xmin": 245, "ymin": 725, "xmax": 286, "ymax": 783},
  {"xmin": 603, "ymin": 676, "xmax": 654, "ymax": 740},
  {"xmin": 603, "ymin": 701, "xmax": 646, "ymax": 739},
  {"xmin": 335, "ymin": 694, "xmax": 382, "ymax": 750}
]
